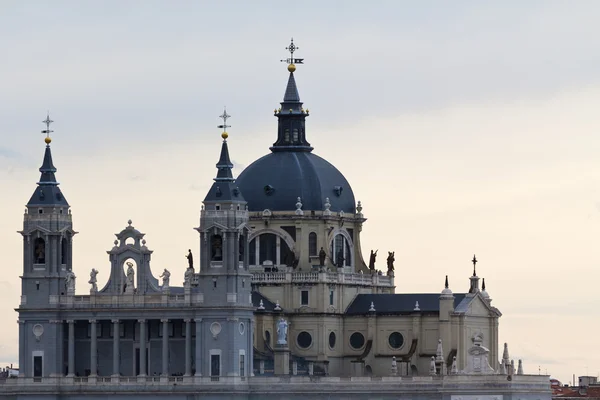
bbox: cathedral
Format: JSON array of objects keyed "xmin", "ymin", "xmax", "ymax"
[{"xmin": 4, "ymin": 42, "xmax": 551, "ymax": 400}]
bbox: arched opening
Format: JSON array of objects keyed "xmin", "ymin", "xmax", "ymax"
[
  {"xmin": 211, "ymin": 235, "xmax": 223, "ymax": 261},
  {"xmin": 61, "ymin": 238, "xmax": 68, "ymax": 265},
  {"xmin": 308, "ymin": 232, "xmax": 317, "ymax": 256},
  {"xmin": 125, "ymin": 237, "xmax": 135, "ymax": 246},
  {"xmin": 249, "ymin": 232, "xmax": 295, "ymax": 270},
  {"xmin": 33, "ymin": 238, "xmax": 45, "ymax": 264},
  {"xmin": 331, "ymin": 234, "xmax": 352, "ymax": 268},
  {"xmin": 239, "ymin": 234, "xmax": 245, "ymax": 262},
  {"xmin": 123, "ymin": 258, "xmax": 137, "ymax": 293}
]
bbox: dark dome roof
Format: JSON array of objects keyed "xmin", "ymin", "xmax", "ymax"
[{"xmin": 236, "ymin": 151, "xmax": 356, "ymax": 213}]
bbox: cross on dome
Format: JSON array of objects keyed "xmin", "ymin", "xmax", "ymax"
[
  {"xmin": 42, "ymin": 112, "xmax": 54, "ymax": 144},
  {"xmin": 218, "ymin": 107, "xmax": 231, "ymax": 140}
]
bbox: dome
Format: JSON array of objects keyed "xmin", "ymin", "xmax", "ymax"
[{"xmin": 236, "ymin": 151, "xmax": 356, "ymax": 213}]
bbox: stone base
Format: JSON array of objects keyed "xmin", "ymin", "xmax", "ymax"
[{"xmin": 274, "ymin": 346, "xmax": 290, "ymax": 375}]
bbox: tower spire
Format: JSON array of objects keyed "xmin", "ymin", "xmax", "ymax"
[
  {"xmin": 27, "ymin": 113, "xmax": 69, "ymax": 207},
  {"xmin": 214, "ymin": 107, "xmax": 234, "ymax": 182},
  {"xmin": 271, "ymin": 39, "xmax": 312, "ymax": 153}
]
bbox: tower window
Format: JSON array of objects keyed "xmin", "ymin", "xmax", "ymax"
[
  {"xmin": 33, "ymin": 238, "xmax": 46, "ymax": 264},
  {"xmin": 213, "ymin": 278, "xmax": 217, "ymax": 289},
  {"xmin": 215, "ymin": 204, "xmax": 221, "ymax": 211},
  {"xmin": 292, "ymin": 129, "xmax": 299, "ymax": 142},
  {"xmin": 36, "ymin": 281, "xmax": 40, "ymax": 291},
  {"xmin": 331, "ymin": 234, "xmax": 352, "ymax": 268},
  {"xmin": 284, "ymin": 129, "xmax": 290, "ymax": 142},
  {"xmin": 38, "ymin": 209, "xmax": 43, "ymax": 214},
  {"xmin": 61, "ymin": 238, "xmax": 68, "ymax": 265},
  {"xmin": 211, "ymin": 235, "xmax": 223, "ymax": 261},
  {"xmin": 308, "ymin": 232, "xmax": 317, "ymax": 256},
  {"xmin": 301, "ymin": 290, "xmax": 309, "ymax": 306},
  {"xmin": 329, "ymin": 289, "xmax": 334, "ymax": 306}
]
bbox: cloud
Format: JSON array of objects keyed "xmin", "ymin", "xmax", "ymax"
[{"xmin": 0, "ymin": 147, "xmax": 20, "ymax": 159}]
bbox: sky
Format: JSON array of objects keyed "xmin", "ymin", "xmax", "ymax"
[{"xmin": 1, "ymin": 0, "xmax": 600, "ymax": 383}]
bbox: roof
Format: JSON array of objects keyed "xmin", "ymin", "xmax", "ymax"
[
  {"xmin": 236, "ymin": 151, "xmax": 356, "ymax": 213},
  {"xmin": 203, "ymin": 138, "xmax": 246, "ymax": 203},
  {"xmin": 252, "ymin": 291, "xmax": 280, "ymax": 312},
  {"xmin": 27, "ymin": 144, "xmax": 69, "ymax": 207},
  {"xmin": 345, "ymin": 293, "xmax": 467, "ymax": 315}
]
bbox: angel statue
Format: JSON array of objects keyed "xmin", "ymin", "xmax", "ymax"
[
  {"xmin": 88, "ymin": 268, "xmax": 98, "ymax": 292},
  {"xmin": 160, "ymin": 268, "xmax": 171, "ymax": 291}
]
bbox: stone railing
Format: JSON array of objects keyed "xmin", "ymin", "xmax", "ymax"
[
  {"xmin": 46, "ymin": 293, "xmax": 204, "ymax": 309},
  {"xmin": 252, "ymin": 271, "xmax": 393, "ymax": 287}
]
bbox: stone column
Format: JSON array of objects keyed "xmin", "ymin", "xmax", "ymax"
[
  {"xmin": 18, "ymin": 320, "xmax": 25, "ymax": 377},
  {"xmin": 112, "ymin": 319, "xmax": 120, "ymax": 377},
  {"xmin": 194, "ymin": 318, "xmax": 202, "ymax": 376},
  {"xmin": 89, "ymin": 320, "xmax": 97, "ymax": 376},
  {"xmin": 139, "ymin": 319, "xmax": 147, "ymax": 376},
  {"xmin": 184, "ymin": 319, "xmax": 192, "ymax": 376},
  {"xmin": 161, "ymin": 319, "xmax": 169, "ymax": 376},
  {"xmin": 67, "ymin": 320, "xmax": 75, "ymax": 377}
]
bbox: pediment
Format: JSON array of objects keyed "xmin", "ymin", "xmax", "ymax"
[
  {"xmin": 465, "ymin": 294, "xmax": 500, "ymax": 318},
  {"xmin": 20, "ymin": 226, "xmax": 52, "ymax": 236},
  {"xmin": 201, "ymin": 222, "xmax": 229, "ymax": 233}
]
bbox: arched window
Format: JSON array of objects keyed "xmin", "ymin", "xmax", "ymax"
[
  {"xmin": 248, "ymin": 233, "xmax": 294, "ymax": 268},
  {"xmin": 292, "ymin": 129, "xmax": 299, "ymax": 142},
  {"xmin": 331, "ymin": 234, "xmax": 352, "ymax": 268},
  {"xmin": 33, "ymin": 238, "xmax": 45, "ymax": 264},
  {"xmin": 284, "ymin": 129, "xmax": 290, "ymax": 142},
  {"xmin": 238, "ymin": 234, "xmax": 245, "ymax": 263},
  {"xmin": 308, "ymin": 232, "xmax": 317, "ymax": 256},
  {"xmin": 61, "ymin": 238, "xmax": 68, "ymax": 265},
  {"xmin": 211, "ymin": 235, "xmax": 223, "ymax": 261}
]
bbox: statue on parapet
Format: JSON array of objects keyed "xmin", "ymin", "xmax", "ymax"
[
  {"xmin": 276, "ymin": 317, "xmax": 288, "ymax": 345},
  {"xmin": 318, "ymin": 247, "xmax": 326, "ymax": 266},
  {"xmin": 88, "ymin": 268, "xmax": 98, "ymax": 292},
  {"xmin": 368, "ymin": 249, "xmax": 378, "ymax": 273},
  {"xmin": 387, "ymin": 251, "xmax": 395, "ymax": 276},
  {"xmin": 184, "ymin": 266, "xmax": 194, "ymax": 288},
  {"xmin": 65, "ymin": 270, "xmax": 76, "ymax": 293},
  {"xmin": 336, "ymin": 248, "xmax": 345, "ymax": 269},
  {"xmin": 160, "ymin": 269, "xmax": 171, "ymax": 291},
  {"xmin": 186, "ymin": 249, "xmax": 194, "ymax": 269}
]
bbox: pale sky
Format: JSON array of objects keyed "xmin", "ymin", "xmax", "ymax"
[{"xmin": 1, "ymin": 0, "xmax": 600, "ymax": 383}]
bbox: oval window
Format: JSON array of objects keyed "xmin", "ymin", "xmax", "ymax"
[
  {"xmin": 328, "ymin": 332, "xmax": 336, "ymax": 349},
  {"xmin": 349, "ymin": 332, "xmax": 365, "ymax": 349},
  {"xmin": 297, "ymin": 331, "xmax": 312, "ymax": 349},
  {"xmin": 388, "ymin": 332, "xmax": 404, "ymax": 349}
]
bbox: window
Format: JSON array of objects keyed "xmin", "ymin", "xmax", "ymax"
[
  {"xmin": 301, "ymin": 290, "xmax": 309, "ymax": 306},
  {"xmin": 239, "ymin": 235, "xmax": 245, "ymax": 262},
  {"xmin": 215, "ymin": 204, "xmax": 221, "ymax": 211},
  {"xmin": 259, "ymin": 233, "xmax": 277, "ymax": 265},
  {"xmin": 297, "ymin": 332, "xmax": 312, "ymax": 349},
  {"xmin": 239, "ymin": 353, "xmax": 245, "ymax": 377},
  {"xmin": 329, "ymin": 289, "xmax": 334, "ymax": 306},
  {"xmin": 350, "ymin": 332, "xmax": 365, "ymax": 350},
  {"xmin": 265, "ymin": 330, "xmax": 271, "ymax": 346},
  {"xmin": 292, "ymin": 129, "xmax": 299, "ymax": 142},
  {"xmin": 33, "ymin": 238, "xmax": 46, "ymax": 264},
  {"xmin": 331, "ymin": 234, "xmax": 352, "ymax": 267},
  {"xmin": 388, "ymin": 332, "xmax": 404, "ymax": 349},
  {"xmin": 308, "ymin": 232, "xmax": 317, "ymax": 256},
  {"xmin": 33, "ymin": 354, "xmax": 43, "ymax": 377},
  {"xmin": 61, "ymin": 238, "xmax": 68, "ymax": 265},
  {"xmin": 329, "ymin": 332, "xmax": 336, "ymax": 349},
  {"xmin": 211, "ymin": 354, "xmax": 220, "ymax": 377},
  {"xmin": 211, "ymin": 235, "xmax": 223, "ymax": 261}
]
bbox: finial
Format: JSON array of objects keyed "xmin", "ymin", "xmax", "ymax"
[
  {"xmin": 356, "ymin": 200, "xmax": 363, "ymax": 214},
  {"xmin": 414, "ymin": 301, "xmax": 420, "ymax": 311},
  {"xmin": 482, "ymin": 278, "xmax": 486, "ymax": 291},
  {"xmin": 281, "ymin": 38, "xmax": 304, "ymax": 72},
  {"xmin": 258, "ymin": 299, "xmax": 265, "ymax": 310},
  {"xmin": 218, "ymin": 107, "xmax": 231, "ymax": 140},
  {"xmin": 369, "ymin": 302, "xmax": 376, "ymax": 312},
  {"xmin": 42, "ymin": 112, "xmax": 54, "ymax": 144},
  {"xmin": 472, "ymin": 254, "xmax": 478, "ymax": 276},
  {"xmin": 445, "ymin": 275, "xmax": 449, "ymax": 289},
  {"xmin": 128, "ymin": 219, "xmax": 132, "ymax": 226}
]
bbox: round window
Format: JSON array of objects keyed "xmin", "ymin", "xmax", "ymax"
[
  {"xmin": 388, "ymin": 332, "xmax": 404, "ymax": 349},
  {"xmin": 297, "ymin": 331, "xmax": 313, "ymax": 349},
  {"xmin": 239, "ymin": 322, "xmax": 245, "ymax": 335},
  {"xmin": 328, "ymin": 332, "xmax": 336, "ymax": 349},
  {"xmin": 349, "ymin": 332, "xmax": 365, "ymax": 349}
]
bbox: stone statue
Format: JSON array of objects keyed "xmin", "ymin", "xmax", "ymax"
[
  {"xmin": 368, "ymin": 249, "xmax": 378, "ymax": 272},
  {"xmin": 318, "ymin": 247, "xmax": 326, "ymax": 266},
  {"xmin": 160, "ymin": 269, "xmax": 171, "ymax": 290},
  {"xmin": 186, "ymin": 249, "xmax": 194, "ymax": 269},
  {"xmin": 126, "ymin": 261, "xmax": 135, "ymax": 292},
  {"xmin": 386, "ymin": 251, "xmax": 395, "ymax": 274},
  {"xmin": 88, "ymin": 268, "xmax": 98, "ymax": 292},
  {"xmin": 336, "ymin": 248, "xmax": 344, "ymax": 268},
  {"xmin": 276, "ymin": 317, "xmax": 288, "ymax": 345},
  {"xmin": 65, "ymin": 270, "xmax": 76, "ymax": 293},
  {"xmin": 184, "ymin": 267, "xmax": 194, "ymax": 287}
]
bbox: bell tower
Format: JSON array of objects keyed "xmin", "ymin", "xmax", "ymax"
[
  {"xmin": 20, "ymin": 114, "xmax": 76, "ymax": 307},
  {"xmin": 195, "ymin": 110, "xmax": 254, "ymax": 378}
]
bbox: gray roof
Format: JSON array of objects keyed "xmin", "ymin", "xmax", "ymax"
[
  {"xmin": 252, "ymin": 291, "xmax": 280, "ymax": 312},
  {"xmin": 236, "ymin": 151, "xmax": 356, "ymax": 213},
  {"xmin": 27, "ymin": 144, "xmax": 69, "ymax": 207},
  {"xmin": 345, "ymin": 293, "xmax": 467, "ymax": 315}
]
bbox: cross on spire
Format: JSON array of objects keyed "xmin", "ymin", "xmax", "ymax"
[
  {"xmin": 472, "ymin": 254, "xmax": 478, "ymax": 276},
  {"xmin": 217, "ymin": 107, "xmax": 231, "ymax": 140},
  {"xmin": 42, "ymin": 112, "xmax": 54, "ymax": 143},
  {"xmin": 280, "ymin": 38, "xmax": 304, "ymax": 67}
]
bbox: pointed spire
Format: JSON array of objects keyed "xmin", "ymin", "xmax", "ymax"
[
  {"xmin": 445, "ymin": 275, "xmax": 449, "ymax": 289},
  {"xmin": 271, "ymin": 39, "xmax": 313, "ymax": 153},
  {"xmin": 27, "ymin": 113, "xmax": 69, "ymax": 207},
  {"xmin": 472, "ymin": 254, "xmax": 478, "ymax": 276},
  {"xmin": 482, "ymin": 278, "xmax": 486, "ymax": 291},
  {"xmin": 214, "ymin": 108, "xmax": 234, "ymax": 182}
]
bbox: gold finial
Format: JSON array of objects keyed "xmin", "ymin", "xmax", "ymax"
[
  {"xmin": 281, "ymin": 38, "xmax": 304, "ymax": 71},
  {"xmin": 218, "ymin": 107, "xmax": 231, "ymax": 140},
  {"xmin": 42, "ymin": 112, "xmax": 54, "ymax": 144}
]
